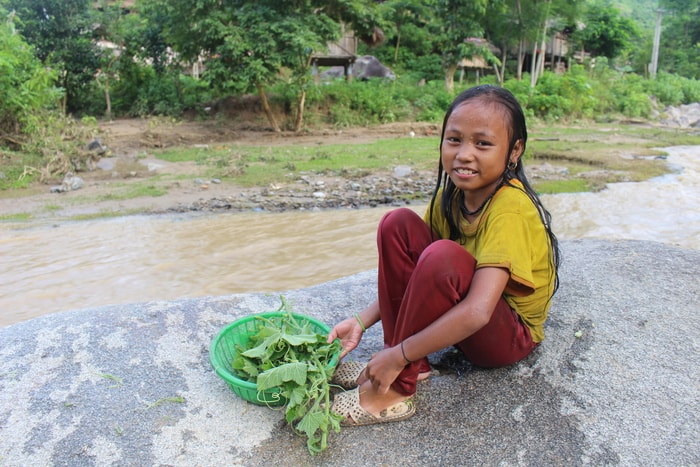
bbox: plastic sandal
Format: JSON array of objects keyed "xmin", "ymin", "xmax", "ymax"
[
  {"xmin": 330, "ymin": 361, "xmax": 366, "ymax": 389},
  {"xmin": 331, "ymin": 387, "xmax": 416, "ymax": 427}
]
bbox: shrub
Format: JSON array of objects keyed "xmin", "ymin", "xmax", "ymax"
[
  {"xmin": 0, "ymin": 11, "xmax": 61, "ymax": 139},
  {"xmin": 646, "ymin": 72, "xmax": 686, "ymax": 106}
]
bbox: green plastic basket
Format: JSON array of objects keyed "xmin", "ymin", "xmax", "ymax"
[{"xmin": 209, "ymin": 312, "xmax": 338, "ymax": 407}]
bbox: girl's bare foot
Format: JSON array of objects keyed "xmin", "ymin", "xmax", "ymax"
[
  {"xmin": 356, "ymin": 380, "xmax": 412, "ymax": 417},
  {"xmin": 357, "ymin": 368, "xmax": 431, "ymax": 386}
]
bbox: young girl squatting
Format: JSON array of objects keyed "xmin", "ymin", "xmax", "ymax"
[{"xmin": 328, "ymin": 84, "xmax": 561, "ymax": 426}]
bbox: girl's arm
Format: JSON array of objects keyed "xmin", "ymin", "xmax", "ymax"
[
  {"xmin": 327, "ymin": 300, "xmax": 381, "ymax": 358},
  {"xmin": 357, "ymin": 300, "xmax": 381, "ymax": 329},
  {"xmin": 366, "ymin": 266, "xmax": 510, "ymax": 394}
]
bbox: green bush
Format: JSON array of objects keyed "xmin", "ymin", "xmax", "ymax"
[
  {"xmin": 647, "ymin": 72, "xmax": 700, "ymax": 105},
  {"xmin": 291, "ymin": 78, "xmax": 424, "ymax": 127},
  {"xmin": 107, "ymin": 64, "xmax": 212, "ymax": 117},
  {"xmin": 609, "ymin": 73, "xmax": 653, "ymax": 117},
  {"xmin": 646, "ymin": 72, "xmax": 687, "ymax": 106},
  {"xmin": 680, "ymin": 78, "xmax": 700, "ymax": 104},
  {"xmin": 0, "ymin": 11, "xmax": 61, "ymax": 137}
]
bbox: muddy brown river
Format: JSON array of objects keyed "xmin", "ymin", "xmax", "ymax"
[{"xmin": 1, "ymin": 146, "xmax": 698, "ymax": 328}]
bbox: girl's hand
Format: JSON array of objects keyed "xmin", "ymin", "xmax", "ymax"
[
  {"xmin": 364, "ymin": 346, "xmax": 406, "ymax": 395},
  {"xmin": 327, "ymin": 317, "xmax": 364, "ymax": 359}
]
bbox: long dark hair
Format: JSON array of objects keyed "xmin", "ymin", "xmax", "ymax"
[{"xmin": 429, "ymin": 84, "xmax": 561, "ymax": 295}]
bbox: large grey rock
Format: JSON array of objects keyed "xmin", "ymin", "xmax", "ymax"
[
  {"xmin": 0, "ymin": 239, "xmax": 697, "ymax": 466},
  {"xmin": 659, "ymin": 102, "xmax": 700, "ymax": 128}
]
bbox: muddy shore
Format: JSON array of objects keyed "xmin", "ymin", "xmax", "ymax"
[{"xmin": 0, "ymin": 121, "xmax": 446, "ymax": 220}]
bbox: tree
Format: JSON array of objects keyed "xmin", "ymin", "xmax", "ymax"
[
  {"xmin": 525, "ymin": 0, "xmax": 581, "ymax": 88},
  {"xmin": 658, "ymin": 0, "xmax": 700, "ymax": 78},
  {"xmin": 483, "ymin": 0, "xmax": 537, "ymax": 83},
  {"xmin": 0, "ymin": 7, "xmax": 60, "ymax": 143},
  {"xmin": 142, "ymin": 0, "xmax": 382, "ymax": 132},
  {"xmin": 573, "ymin": 1, "xmax": 640, "ymax": 60},
  {"xmin": 92, "ymin": 0, "xmax": 129, "ymax": 120},
  {"xmin": 427, "ymin": 0, "xmax": 492, "ymax": 92},
  {"xmin": 379, "ymin": 0, "xmax": 434, "ymax": 64},
  {"xmin": 3, "ymin": 0, "xmax": 100, "ymax": 113}
]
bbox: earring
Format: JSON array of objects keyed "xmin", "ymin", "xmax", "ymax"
[{"xmin": 507, "ymin": 160, "xmax": 517, "ymax": 171}]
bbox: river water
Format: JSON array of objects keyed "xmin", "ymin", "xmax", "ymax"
[{"xmin": 1, "ymin": 146, "xmax": 698, "ymax": 328}]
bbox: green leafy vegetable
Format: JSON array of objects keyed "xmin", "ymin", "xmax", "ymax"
[{"xmin": 232, "ymin": 296, "xmax": 343, "ymax": 455}]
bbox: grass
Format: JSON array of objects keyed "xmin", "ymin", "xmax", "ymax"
[
  {"xmin": 68, "ymin": 208, "xmax": 145, "ymax": 221},
  {"xmin": 96, "ymin": 184, "xmax": 168, "ymax": 201},
  {"xmin": 525, "ymin": 123, "xmax": 682, "ymax": 190},
  {"xmin": 98, "ymin": 372, "xmax": 123, "ymax": 388},
  {"xmin": 156, "ymin": 136, "xmax": 439, "ymax": 187},
  {"xmin": 147, "ymin": 396, "xmax": 185, "ymax": 409},
  {"xmin": 152, "ymin": 122, "xmax": 700, "ymax": 194},
  {"xmin": 2, "ymin": 121, "xmax": 699, "ymax": 204},
  {"xmin": 535, "ymin": 179, "xmax": 592, "ymax": 194},
  {"xmin": 43, "ymin": 204, "xmax": 62, "ymax": 212},
  {"xmin": 0, "ymin": 212, "xmax": 33, "ymax": 221}
]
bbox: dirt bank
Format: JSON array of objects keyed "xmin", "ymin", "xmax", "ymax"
[
  {"xmin": 0, "ymin": 119, "xmax": 443, "ymax": 220},
  {"xmin": 0, "ymin": 115, "xmax": 692, "ymax": 221}
]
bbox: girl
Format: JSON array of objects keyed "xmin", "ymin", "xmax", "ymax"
[{"xmin": 328, "ymin": 84, "xmax": 560, "ymax": 426}]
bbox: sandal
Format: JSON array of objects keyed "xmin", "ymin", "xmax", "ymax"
[
  {"xmin": 331, "ymin": 387, "xmax": 416, "ymax": 427},
  {"xmin": 330, "ymin": 361, "xmax": 366, "ymax": 389}
]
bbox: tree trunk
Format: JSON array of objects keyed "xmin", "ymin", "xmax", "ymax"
[
  {"xmin": 540, "ymin": 36, "xmax": 547, "ymax": 76},
  {"xmin": 444, "ymin": 63, "xmax": 458, "ymax": 93},
  {"xmin": 515, "ymin": 0, "xmax": 523, "ymax": 81},
  {"xmin": 517, "ymin": 41, "xmax": 524, "ymax": 81},
  {"xmin": 256, "ymin": 82, "xmax": 281, "ymax": 133},
  {"xmin": 60, "ymin": 72, "xmax": 68, "ymax": 115},
  {"xmin": 529, "ymin": 41, "xmax": 538, "ymax": 88},
  {"xmin": 530, "ymin": 0, "xmax": 552, "ymax": 89},
  {"xmin": 393, "ymin": 26, "xmax": 402, "ymax": 63},
  {"xmin": 497, "ymin": 47, "xmax": 507, "ymax": 85},
  {"xmin": 532, "ymin": 35, "xmax": 547, "ymax": 88},
  {"xmin": 104, "ymin": 77, "xmax": 112, "ymax": 121},
  {"xmin": 293, "ymin": 88, "xmax": 306, "ymax": 133}
]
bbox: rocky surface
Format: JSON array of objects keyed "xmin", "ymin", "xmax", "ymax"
[
  {"xmin": 162, "ymin": 167, "xmax": 437, "ymax": 214},
  {"xmin": 1, "ymin": 238, "xmax": 698, "ymax": 466},
  {"xmin": 658, "ymin": 102, "xmax": 700, "ymax": 128}
]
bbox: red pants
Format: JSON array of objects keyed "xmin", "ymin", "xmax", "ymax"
[{"xmin": 377, "ymin": 208, "xmax": 536, "ymax": 396}]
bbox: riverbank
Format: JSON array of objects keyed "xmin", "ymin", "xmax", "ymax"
[
  {"xmin": 1, "ymin": 117, "xmax": 698, "ymax": 222},
  {"xmin": 0, "ymin": 121, "xmax": 441, "ymax": 221}
]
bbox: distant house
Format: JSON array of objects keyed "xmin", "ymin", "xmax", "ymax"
[
  {"xmin": 311, "ymin": 24, "xmax": 358, "ymax": 82},
  {"xmin": 522, "ymin": 30, "xmax": 579, "ymax": 74},
  {"xmin": 459, "ymin": 32, "xmax": 576, "ymax": 82},
  {"xmin": 458, "ymin": 38, "xmax": 501, "ymax": 83},
  {"xmin": 538, "ymin": 31, "xmax": 572, "ymax": 73}
]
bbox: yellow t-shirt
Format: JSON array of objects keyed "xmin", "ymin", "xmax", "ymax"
[{"xmin": 424, "ymin": 180, "xmax": 555, "ymax": 342}]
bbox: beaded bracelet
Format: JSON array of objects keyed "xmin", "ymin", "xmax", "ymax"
[
  {"xmin": 400, "ymin": 340, "xmax": 413, "ymax": 364},
  {"xmin": 354, "ymin": 313, "xmax": 367, "ymax": 332}
]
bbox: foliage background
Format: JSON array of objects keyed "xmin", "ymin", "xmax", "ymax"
[{"xmin": 0, "ymin": 0, "xmax": 699, "ymax": 185}]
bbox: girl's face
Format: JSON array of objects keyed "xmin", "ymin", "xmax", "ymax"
[{"xmin": 441, "ymin": 99, "xmax": 523, "ymax": 209}]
